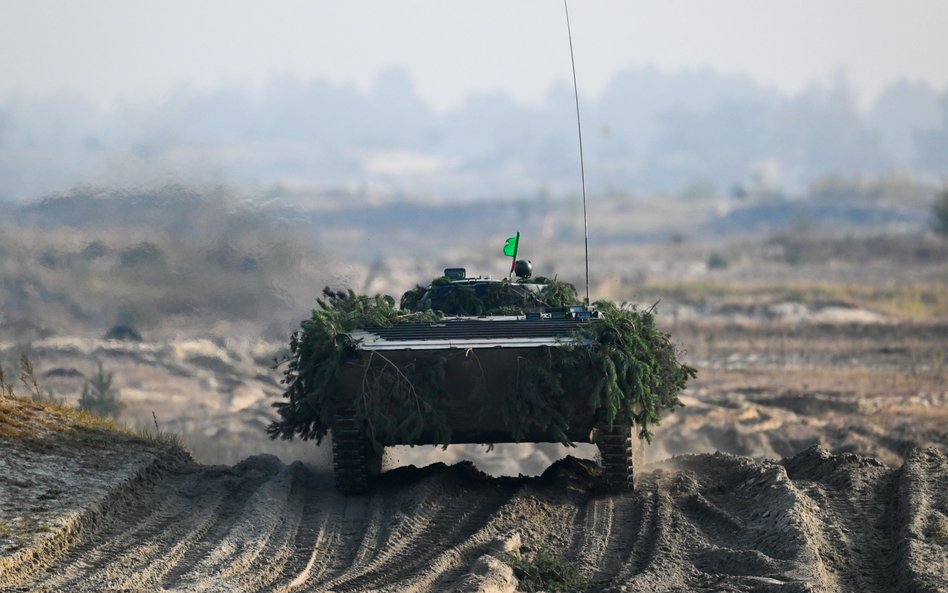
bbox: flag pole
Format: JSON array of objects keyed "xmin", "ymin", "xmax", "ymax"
[{"xmin": 508, "ymin": 231, "xmax": 520, "ymax": 279}]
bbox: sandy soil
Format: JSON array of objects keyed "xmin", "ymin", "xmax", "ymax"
[
  {"xmin": 1, "ymin": 303, "xmax": 946, "ymax": 592},
  {"xmin": 1, "ymin": 433, "xmax": 945, "ymax": 592}
]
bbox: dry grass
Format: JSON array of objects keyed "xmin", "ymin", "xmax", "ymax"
[
  {"xmin": 695, "ymin": 365, "xmax": 947, "ymax": 403},
  {"xmin": 639, "ymin": 279, "xmax": 948, "ymax": 319},
  {"xmin": 1, "ymin": 359, "xmax": 185, "ymax": 452},
  {"xmin": 0, "ymin": 396, "xmax": 182, "ymax": 448}
]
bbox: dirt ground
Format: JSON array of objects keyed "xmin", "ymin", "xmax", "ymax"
[
  {"xmin": 1, "ymin": 429, "xmax": 945, "ymax": 592},
  {"xmin": 1, "ymin": 302, "xmax": 947, "ymax": 592}
]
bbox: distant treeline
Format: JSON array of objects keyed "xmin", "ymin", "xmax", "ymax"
[{"xmin": 1, "ymin": 67, "xmax": 946, "ymax": 201}]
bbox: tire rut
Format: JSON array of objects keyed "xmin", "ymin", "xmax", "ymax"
[
  {"xmin": 607, "ymin": 473, "xmax": 670, "ymax": 588},
  {"xmin": 255, "ymin": 468, "xmax": 341, "ymax": 593},
  {"xmin": 785, "ymin": 449, "xmax": 902, "ymax": 593},
  {"xmin": 894, "ymin": 447, "xmax": 948, "ymax": 592},
  {"xmin": 567, "ymin": 495, "xmax": 615, "ymax": 577},
  {"xmin": 308, "ymin": 495, "xmax": 436, "ymax": 592},
  {"xmin": 164, "ymin": 463, "xmax": 302, "ymax": 592},
  {"xmin": 368, "ymin": 484, "xmax": 518, "ymax": 593},
  {"xmin": 268, "ymin": 497, "xmax": 339, "ymax": 592},
  {"xmin": 107, "ymin": 470, "xmax": 255, "ymax": 590},
  {"xmin": 35, "ymin": 465, "xmax": 232, "ymax": 590},
  {"xmin": 573, "ymin": 493, "xmax": 642, "ymax": 589},
  {"xmin": 308, "ymin": 474, "xmax": 514, "ymax": 593},
  {"xmin": 123, "ymin": 470, "xmax": 269, "ymax": 589}
]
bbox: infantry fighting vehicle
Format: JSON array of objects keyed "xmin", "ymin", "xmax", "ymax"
[{"xmin": 330, "ymin": 263, "xmax": 642, "ymax": 494}]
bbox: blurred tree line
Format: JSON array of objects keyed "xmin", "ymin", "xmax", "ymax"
[{"xmin": 1, "ymin": 68, "xmax": 946, "ymax": 201}]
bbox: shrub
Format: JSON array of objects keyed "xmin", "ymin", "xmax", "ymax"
[
  {"xmin": 78, "ymin": 362, "xmax": 126, "ymax": 418},
  {"xmin": 118, "ymin": 242, "xmax": 166, "ymax": 269},
  {"xmin": 932, "ymin": 188, "xmax": 948, "ymax": 236},
  {"xmin": 503, "ymin": 546, "xmax": 588, "ymax": 593},
  {"xmin": 707, "ymin": 252, "xmax": 729, "ymax": 269},
  {"xmin": 105, "ymin": 324, "xmax": 143, "ymax": 341}
]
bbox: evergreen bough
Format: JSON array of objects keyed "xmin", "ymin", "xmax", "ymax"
[
  {"xmin": 401, "ymin": 275, "xmax": 579, "ymax": 316},
  {"xmin": 268, "ymin": 288, "xmax": 440, "ymax": 443},
  {"xmin": 568, "ymin": 300, "xmax": 696, "ymax": 442}
]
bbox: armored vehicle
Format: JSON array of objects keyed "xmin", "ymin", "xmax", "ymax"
[
  {"xmin": 329, "ymin": 264, "xmax": 642, "ymax": 494},
  {"xmin": 270, "ymin": 258, "xmax": 692, "ymax": 495}
]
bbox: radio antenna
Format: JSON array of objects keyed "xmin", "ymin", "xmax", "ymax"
[{"xmin": 563, "ymin": 0, "xmax": 590, "ymax": 305}]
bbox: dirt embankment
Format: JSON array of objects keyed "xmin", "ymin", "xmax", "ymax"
[{"xmin": 2, "ymin": 402, "xmax": 945, "ymax": 593}]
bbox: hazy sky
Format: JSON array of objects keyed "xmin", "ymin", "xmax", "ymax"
[{"xmin": 2, "ymin": 0, "xmax": 947, "ymax": 111}]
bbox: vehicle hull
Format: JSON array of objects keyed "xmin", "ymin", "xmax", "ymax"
[{"xmin": 336, "ymin": 346, "xmax": 599, "ymax": 444}]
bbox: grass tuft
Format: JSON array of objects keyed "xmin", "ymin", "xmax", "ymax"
[{"xmin": 503, "ymin": 545, "xmax": 588, "ymax": 593}]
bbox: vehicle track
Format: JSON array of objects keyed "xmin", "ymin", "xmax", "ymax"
[{"xmin": 4, "ymin": 447, "xmax": 945, "ymax": 593}]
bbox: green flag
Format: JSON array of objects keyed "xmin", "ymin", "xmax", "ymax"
[{"xmin": 503, "ymin": 234, "xmax": 519, "ymax": 257}]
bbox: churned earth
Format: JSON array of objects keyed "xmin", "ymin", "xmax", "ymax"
[{"xmin": 0, "ymin": 403, "xmax": 945, "ymax": 593}]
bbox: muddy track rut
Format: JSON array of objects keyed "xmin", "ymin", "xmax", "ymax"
[{"xmin": 2, "ymin": 447, "xmax": 946, "ymax": 593}]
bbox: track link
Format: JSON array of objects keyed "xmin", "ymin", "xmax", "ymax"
[
  {"xmin": 331, "ymin": 414, "xmax": 379, "ymax": 495},
  {"xmin": 597, "ymin": 423, "xmax": 636, "ymax": 493}
]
